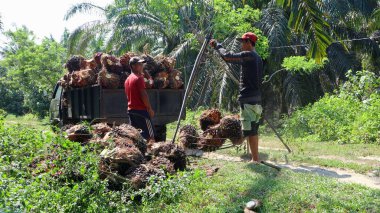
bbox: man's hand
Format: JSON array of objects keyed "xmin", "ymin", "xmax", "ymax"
[
  {"xmin": 209, "ymin": 39, "xmax": 217, "ymax": 48},
  {"xmin": 148, "ymin": 107, "xmax": 155, "ymax": 118}
]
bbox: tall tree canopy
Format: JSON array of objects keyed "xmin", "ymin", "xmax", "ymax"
[{"xmin": 0, "ymin": 27, "xmax": 66, "ymax": 117}]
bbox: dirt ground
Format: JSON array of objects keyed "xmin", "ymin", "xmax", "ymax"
[{"xmin": 199, "ymin": 151, "xmax": 380, "ymax": 189}]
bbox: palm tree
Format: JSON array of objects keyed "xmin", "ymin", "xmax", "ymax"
[
  {"xmin": 64, "ymin": 0, "xmax": 213, "ymax": 55},
  {"xmin": 257, "ymin": 0, "xmax": 380, "ymax": 114}
]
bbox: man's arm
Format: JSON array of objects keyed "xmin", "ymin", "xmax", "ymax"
[
  {"xmin": 137, "ymin": 77, "xmax": 154, "ymax": 118},
  {"xmin": 140, "ymin": 89, "xmax": 154, "ymax": 118},
  {"xmin": 210, "ymin": 40, "xmax": 254, "ymax": 64}
]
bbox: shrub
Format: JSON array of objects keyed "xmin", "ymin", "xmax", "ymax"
[{"xmin": 283, "ymin": 70, "xmax": 380, "ymax": 144}]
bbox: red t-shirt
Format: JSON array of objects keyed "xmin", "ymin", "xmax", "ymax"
[{"xmin": 125, "ymin": 73, "xmax": 147, "ymax": 110}]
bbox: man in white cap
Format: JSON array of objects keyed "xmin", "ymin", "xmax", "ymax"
[
  {"xmin": 210, "ymin": 32, "xmax": 263, "ymax": 163},
  {"xmin": 125, "ymin": 57, "xmax": 155, "ymax": 142}
]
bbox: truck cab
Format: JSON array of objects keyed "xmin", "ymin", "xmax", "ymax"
[{"xmin": 49, "ymin": 84, "xmax": 185, "ymax": 141}]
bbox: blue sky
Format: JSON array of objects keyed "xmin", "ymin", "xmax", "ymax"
[{"xmin": 0, "ymin": 0, "xmax": 113, "ymax": 42}]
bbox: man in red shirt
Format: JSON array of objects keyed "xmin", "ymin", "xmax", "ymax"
[{"xmin": 125, "ymin": 57, "xmax": 155, "ymax": 141}]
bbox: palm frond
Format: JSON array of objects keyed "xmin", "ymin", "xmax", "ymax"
[
  {"xmin": 276, "ymin": 0, "xmax": 333, "ymax": 62},
  {"xmin": 64, "ymin": 2, "xmax": 105, "ymax": 20},
  {"xmin": 115, "ymin": 10, "xmax": 165, "ymax": 32},
  {"xmin": 325, "ymin": 42, "xmax": 360, "ymax": 80},
  {"xmin": 259, "ymin": 6, "xmax": 290, "ymax": 48},
  {"xmin": 346, "ymin": 0, "xmax": 378, "ymax": 17},
  {"xmin": 169, "ymin": 40, "xmax": 192, "ymax": 59},
  {"xmin": 284, "ymin": 72, "xmax": 322, "ymax": 112},
  {"xmin": 369, "ymin": 8, "xmax": 380, "ymax": 31},
  {"xmin": 67, "ymin": 20, "xmax": 109, "ymax": 54}
]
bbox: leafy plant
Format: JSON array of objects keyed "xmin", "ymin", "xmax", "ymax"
[
  {"xmin": 282, "ymin": 56, "xmax": 324, "ymax": 74},
  {"xmin": 0, "ymin": 27, "xmax": 66, "ymax": 117},
  {"xmin": 283, "ymin": 70, "xmax": 380, "ymax": 144}
]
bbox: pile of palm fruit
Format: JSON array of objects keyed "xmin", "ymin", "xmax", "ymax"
[
  {"xmin": 58, "ymin": 52, "xmax": 183, "ymax": 90},
  {"xmin": 179, "ymin": 109, "xmax": 244, "ymax": 152},
  {"xmin": 64, "ymin": 123, "xmax": 186, "ymax": 190}
]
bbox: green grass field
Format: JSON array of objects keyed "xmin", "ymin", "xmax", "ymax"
[
  {"xmin": 1, "ymin": 112, "xmax": 380, "ymax": 212},
  {"xmin": 137, "ymin": 158, "xmax": 380, "ymax": 212}
]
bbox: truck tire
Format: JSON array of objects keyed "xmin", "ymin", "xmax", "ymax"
[{"xmin": 154, "ymin": 125, "xmax": 167, "ymax": 142}]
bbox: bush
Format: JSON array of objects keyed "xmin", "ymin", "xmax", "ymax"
[
  {"xmin": 283, "ymin": 70, "xmax": 380, "ymax": 144},
  {"xmin": 350, "ymin": 94, "xmax": 380, "ymax": 144}
]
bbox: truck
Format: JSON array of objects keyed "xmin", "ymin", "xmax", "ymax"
[{"xmin": 49, "ymin": 84, "xmax": 185, "ymax": 141}]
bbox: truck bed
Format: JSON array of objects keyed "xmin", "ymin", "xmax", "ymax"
[{"xmin": 62, "ymin": 85, "xmax": 185, "ymax": 125}]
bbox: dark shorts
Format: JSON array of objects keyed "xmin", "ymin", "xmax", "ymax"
[
  {"xmin": 128, "ymin": 110, "xmax": 155, "ymax": 140},
  {"xmin": 240, "ymin": 102, "xmax": 262, "ymax": 137}
]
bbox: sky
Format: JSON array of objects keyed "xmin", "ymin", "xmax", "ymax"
[{"xmin": 0, "ymin": 0, "xmax": 113, "ymax": 42}]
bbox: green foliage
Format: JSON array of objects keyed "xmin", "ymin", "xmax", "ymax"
[
  {"xmin": 283, "ymin": 70, "xmax": 380, "ymax": 144},
  {"xmin": 2, "ymin": 117, "xmax": 380, "ymax": 211},
  {"xmin": 339, "ymin": 70, "xmax": 380, "ymax": 101},
  {"xmin": 282, "ymin": 56, "xmax": 324, "ymax": 74},
  {"xmin": 276, "ymin": 0, "xmax": 333, "ymax": 63},
  {"xmin": 213, "ymin": 1, "xmax": 270, "ymax": 59},
  {"xmin": 0, "ymin": 27, "xmax": 66, "ymax": 117},
  {"xmin": 0, "ymin": 122, "xmax": 205, "ymax": 212},
  {"xmin": 0, "ymin": 109, "xmax": 5, "ymax": 129}
]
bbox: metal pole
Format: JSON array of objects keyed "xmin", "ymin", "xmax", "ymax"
[
  {"xmin": 264, "ymin": 117, "xmax": 292, "ymax": 153},
  {"xmin": 172, "ymin": 32, "xmax": 213, "ymax": 143}
]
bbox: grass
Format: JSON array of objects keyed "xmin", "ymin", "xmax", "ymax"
[
  {"xmin": 4, "ymin": 113, "xmax": 50, "ymax": 131},
  {"xmin": 138, "ymin": 158, "xmax": 380, "ymax": 212},
  {"xmin": 217, "ymin": 135, "xmax": 380, "ymax": 174},
  {"xmin": 168, "ymin": 109, "xmax": 380, "ymax": 174},
  {"xmin": 2, "ymin": 111, "xmax": 380, "ymax": 212}
]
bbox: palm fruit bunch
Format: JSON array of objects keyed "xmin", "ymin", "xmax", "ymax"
[
  {"xmin": 197, "ymin": 127, "xmax": 225, "ymax": 152},
  {"xmin": 199, "ymin": 109, "xmax": 222, "ymax": 131},
  {"xmin": 92, "ymin": 123, "xmax": 112, "ymax": 137},
  {"xmin": 65, "ymin": 124, "xmax": 92, "ymax": 143},
  {"xmin": 61, "ymin": 51, "xmax": 184, "ymax": 90},
  {"xmin": 128, "ymin": 164, "xmax": 166, "ymax": 189},
  {"xmin": 83, "ymin": 58, "xmax": 97, "ymax": 70},
  {"xmin": 143, "ymin": 70, "xmax": 154, "ymax": 89},
  {"xmin": 65, "ymin": 55, "xmax": 85, "ymax": 73},
  {"xmin": 153, "ymin": 71, "xmax": 170, "ymax": 89},
  {"xmin": 219, "ymin": 115, "xmax": 243, "ymax": 144},
  {"xmin": 97, "ymin": 69, "xmax": 120, "ymax": 89},
  {"xmin": 151, "ymin": 142, "xmax": 187, "ymax": 171},
  {"xmin": 93, "ymin": 52, "xmax": 103, "ymax": 72},
  {"xmin": 101, "ymin": 54, "xmax": 123, "ymax": 74},
  {"xmin": 169, "ymin": 69, "xmax": 184, "ymax": 89},
  {"xmin": 142, "ymin": 54, "xmax": 159, "ymax": 77},
  {"xmin": 69, "ymin": 69, "xmax": 97, "ymax": 88},
  {"xmin": 119, "ymin": 52, "xmax": 136, "ymax": 73},
  {"xmin": 113, "ymin": 124, "xmax": 147, "ymax": 154},
  {"xmin": 179, "ymin": 125, "xmax": 199, "ymax": 149},
  {"xmin": 58, "ymin": 74, "xmax": 70, "ymax": 89},
  {"xmin": 118, "ymin": 71, "xmax": 130, "ymax": 88},
  {"xmin": 91, "ymin": 123, "xmax": 189, "ymax": 190},
  {"xmin": 148, "ymin": 156, "xmax": 175, "ymax": 175},
  {"xmin": 155, "ymin": 55, "xmax": 176, "ymax": 72},
  {"xmin": 99, "ymin": 146, "xmax": 145, "ymax": 177}
]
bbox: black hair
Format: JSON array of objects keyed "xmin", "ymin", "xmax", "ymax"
[{"xmin": 243, "ymin": 39, "xmax": 256, "ymax": 47}]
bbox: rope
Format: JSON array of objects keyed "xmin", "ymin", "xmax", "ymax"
[{"xmin": 270, "ymin": 36, "xmax": 380, "ymax": 49}]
